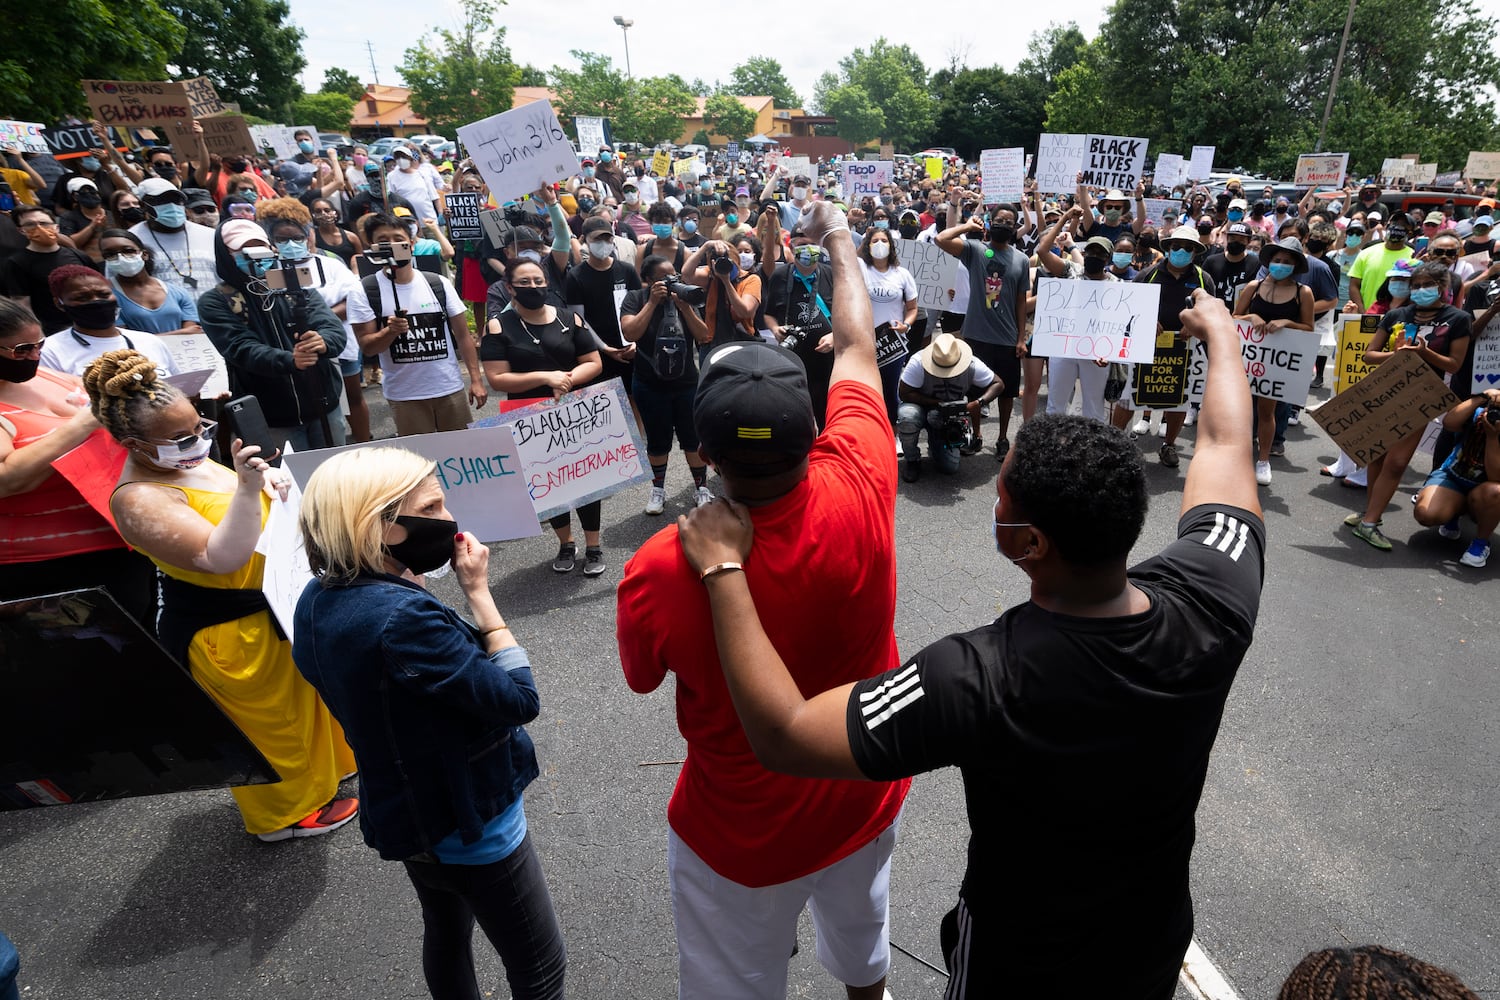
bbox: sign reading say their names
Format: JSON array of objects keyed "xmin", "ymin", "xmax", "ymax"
[
  {"xmin": 1183, "ymin": 321, "xmax": 1321, "ymax": 403},
  {"xmin": 894, "ymin": 238, "xmax": 963, "ymax": 312},
  {"xmin": 1294, "ymin": 152, "xmax": 1349, "ymax": 188},
  {"xmin": 458, "ymin": 103, "xmax": 580, "ymax": 207},
  {"xmin": 1310, "ymin": 351, "xmax": 1460, "ymax": 467},
  {"xmin": 1031, "ymin": 277, "xmax": 1162, "ymax": 364},
  {"xmin": 842, "ymin": 160, "xmax": 892, "ymax": 200},
  {"xmin": 283, "ymin": 425, "xmax": 540, "ymax": 544},
  {"xmin": 979, "ymin": 148, "xmax": 1025, "ymax": 204},
  {"xmin": 471, "ymin": 378, "xmax": 649, "ymax": 522}
]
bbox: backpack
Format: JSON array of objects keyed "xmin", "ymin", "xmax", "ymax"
[
  {"xmin": 360, "ymin": 271, "xmax": 449, "ymax": 323},
  {"xmin": 652, "ymin": 299, "xmax": 688, "ymax": 381}
]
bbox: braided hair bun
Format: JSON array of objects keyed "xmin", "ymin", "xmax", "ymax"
[{"xmin": 83, "ymin": 349, "xmax": 181, "ymax": 442}]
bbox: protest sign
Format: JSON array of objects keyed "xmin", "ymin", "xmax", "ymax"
[
  {"xmin": 164, "ymin": 369, "xmax": 213, "ymax": 398},
  {"xmin": 1142, "ymin": 198, "xmax": 1181, "ymax": 228},
  {"xmin": 471, "ymin": 378, "xmax": 649, "ymax": 521},
  {"xmin": 894, "ymin": 238, "xmax": 963, "ymax": 311},
  {"xmin": 444, "ymin": 191, "xmax": 484, "ymax": 241},
  {"xmin": 673, "ymin": 156, "xmax": 696, "ymax": 178},
  {"xmin": 1464, "ymin": 151, "xmax": 1500, "ymax": 180},
  {"xmin": 248, "ymin": 124, "xmax": 296, "ymax": 159},
  {"xmin": 80, "ymin": 79, "xmax": 192, "ymax": 128},
  {"xmin": 1183, "ymin": 321, "xmax": 1320, "ymax": 403},
  {"xmin": 1036, "ymin": 133, "xmax": 1087, "ymax": 194},
  {"xmin": 1310, "ymin": 352, "xmax": 1460, "ymax": 466},
  {"xmin": 167, "ymin": 115, "xmax": 258, "ymax": 161},
  {"xmin": 181, "ymin": 76, "xmax": 226, "ymax": 118},
  {"xmin": 457, "ymin": 103, "xmax": 580, "ymax": 207},
  {"xmin": 1470, "ymin": 329, "xmax": 1500, "ymax": 393},
  {"xmin": 1294, "ymin": 152, "xmax": 1349, "ymax": 187},
  {"xmin": 924, "ymin": 157, "xmax": 944, "ymax": 181},
  {"xmin": 1082, "ymin": 134, "xmax": 1148, "ymax": 191},
  {"xmin": 1153, "ymin": 153, "xmax": 1186, "ymax": 189},
  {"xmin": 1428, "ymin": 168, "xmax": 1457, "ymax": 186},
  {"xmin": 1333, "ymin": 315, "xmax": 1379, "ymax": 395},
  {"xmin": 1031, "ymin": 278, "xmax": 1162, "ymax": 364},
  {"xmin": 575, "ymin": 115, "xmax": 606, "ymax": 152},
  {"xmin": 1188, "ymin": 145, "xmax": 1215, "ymax": 181},
  {"xmin": 158, "ymin": 331, "xmax": 229, "ymax": 399},
  {"xmin": 979, "ymin": 148, "xmax": 1024, "ymax": 204},
  {"xmin": 842, "ymin": 160, "xmax": 892, "ymax": 200},
  {"xmin": 651, "ymin": 150, "xmax": 671, "ymax": 177},
  {"xmin": 725, "ymin": 141, "xmax": 740, "ymax": 160},
  {"xmin": 0, "ymin": 121, "xmax": 48, "ymax": 154},
  {"xmin": 51, "ymin": 430, "xmax": 128, "ymax": 531},
  {"xmin": 783, "ymin": 155, "xmax": 811, "ymax": 179},
  {"xmin": 1132, "ymin": 330, "xmax": 1191, "ymax": 407},
  {"xmin": 283, "ymin": 425, "xmax": 540, "ymax": 544},
  {"xmin": 255, "ymin": 464, "xmax": 312, "ymax": 642},
  {"xmin": 42, "ymin": 124, "xmax": 124, "ymax": 160},
  {"xmin": 1380, "ymin": 157, "xmax": 1413, "ymax": 181},
  {"xmin": 874, "ymin": 323, "xmax": 907, "ymax": 368}
]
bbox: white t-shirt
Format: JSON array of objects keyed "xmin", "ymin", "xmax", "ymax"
[
  {"xmin": 636, "ymin": 174, "xmax": 659, "ymax": 206},
  {"xmin": 303, "ymin": 254, "xmax": 364, "ymax": 363},
  {"xmin": 386, "ymin": 168, "xmax": 438, "ymax": 223},
  {"xmin": 129, "ymin": 221, "xmax": 218, "ymax": 302},
  {"xmin": 346, "ymin": 270, "xmax": 466, "ymax": 401},
  {"xmin": 40, "ymin": 327, "xmax": 180, "ymax": 379},
  {"xmin": 859, "ymin": 259, "xmax": 918, "ymax": 329}
]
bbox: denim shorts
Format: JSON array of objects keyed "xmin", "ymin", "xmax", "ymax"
[
  {"xmin": 339, "ymin": 357, "xmax": 363, "ymax": 377},
  {"xmin": 1423, "ymin": 467, "xmax": 1481, "ymax": 496}
]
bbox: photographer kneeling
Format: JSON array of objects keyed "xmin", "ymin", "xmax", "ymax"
[{"xmin": 897, "ymin": 333, "xmax": 1003, "ymax": 482}]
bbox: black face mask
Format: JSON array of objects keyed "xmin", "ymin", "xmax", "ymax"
[
  {"xmin": 1388, "ymin": 230, "xmax": 1408, "ymax": 244},
  {"xmin": 0, "ymin": 356, "xmax": 40, "ymax": 383},
  {"xmin": 119, "ymin": 205, "xmax": 146, "ymax": 224},
  {"xmin": 511, "ymin": 285, "xmax": 547, "ymax": 310},
  {"xmin": 384, "ymin": 514, "xmax": 456, "ymax": 575},
  {"xmin": 62, "ymin": 299, "xmax": 118, "ymax": 331},
  {"xmin": 577, "ymin": 198, "xmax": 596, "ymax": 213},
  {"xmin": 898, "ymin": 223, "xmax": 920, "ymax": 239},
  {"xmin": 1083, "ymin": 255, "xmax": 1107, "ymax": 275},
  {"xmin": 1306, "ymin": 240, "xmax": 1328, "ymax": 255},
  {"xmin": 75, "ymin": 189, "xmax": 103, "ymax": 208},
  {"xmin": 1226, "ymin": 241, "xmax": 1247, "ymax": 256},
  {"xmin": 153, "ymin": 162, "xmax": 177, "ymax": 181},
  {"xmin": 989, "ymin": 223, "xmax": 1015, "ymax": 245}
]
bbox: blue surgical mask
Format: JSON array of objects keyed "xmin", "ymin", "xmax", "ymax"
[
  {"xmin": 1268, "ymin": 262, "xmax": 1295, "ymax": 280},
  {"xmin": 599, "ymin": 152, "xmax": 613, "ymax": 163},
  {"xmin": 874, "ymin": 220, "xmax": 889, "ymax": 230},
  {"xmin": 150, "ymin": 203, "xmax": 186, "ymax": 228},
  {"xmin": 583, "ymin": 166, "xmax": 595, "ymax": 178},
  {"xmin": 1388, "ymin": 279, "xmax": 1410, "ymax": 298},
  {"xmin": 1410, "ymin": 287, "xmax": 1441, "ymax": 307},
  {"xmin": 80, "ymin": 156, "xmax": 101, "ymax": 173},
  {"xmin": 682, "ymin": 219, "xmax": 698, "ymax": 235},
  {"xmin": 277, "ymin": 239, "xmax": 309, "ymax": 261},
  {"xmin": 1112, "ymin": 252, "xmax": 1133, "ymax": 268},
  {"xmin": 1227, "ymin": 209, "xmax": 1244, "ymax": 222},
  {"xmin": 651, "ymin": 223, "xmax": 673, "ymax": 238},
  {"xmin": 1345, "ymin": 233, "xmax": 1363, "ymax": 247},
  {"xmin": 1168, "ymin": 248, "xmax": 1195, "ymax": 268},
  {"xmin": 236, "ymin": 252, "xmax": 274, "ymax": 277},
  {"xmin": 298, "ymin": 140, "xmax": 315, "ymax": 154},
  {"xmin": 700, "ymin": 181, "xmax": 712, "ymax": 191}
]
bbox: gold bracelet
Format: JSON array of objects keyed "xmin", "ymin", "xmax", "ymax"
[
  {"xmin": 480, "ymin": 625, "xmax": 511, "ymax": 638},
  {"xmin": 699, "ymin": 562, "xmax": 744, "ymax": 582}
]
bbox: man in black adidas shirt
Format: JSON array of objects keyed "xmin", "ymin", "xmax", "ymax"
[{"xmin": 675, "ymin": 290, "xmax": 1265, "ymax": 1000}]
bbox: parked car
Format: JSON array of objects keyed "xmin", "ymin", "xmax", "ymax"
[
  {"xmin": 1378, "ymin": 190, "xmax": 1490, "ymax": 222},
  {"xmin": 406, "ymin": 134, "xmax": 449, "ymax": 149},
  {"xmin": 317, "ymin": 132, "xmax": 353, "ymax": 151},
  {"xmin": 367, "ymin": 137, "xmax": 412, "ymax": 158}
]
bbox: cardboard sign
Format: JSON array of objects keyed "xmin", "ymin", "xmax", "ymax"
[
  {"xmin": 1031, "ymin": 277, "xmax": 1162, "ymax": 364},
  {"xmin": 1380, "ymin": 157, "xmax": 1413, "ymax": 181},
  {"xmin": 471, "ymin": 378, "xmax": 649, "ymax": 521},
  {"xmin": 1036, "ymin": 132, "xmax": 1088, "ymax": 194},
  {"xmin": 166, "ymin": 115, "xmax": 258, "ymax": 161},
  {"xmin": 1131, "ymin": 330, "xmax": 1190, "ymax": 407},
  {"xmin": 1410, "ymin": 162, "xmax": 1438, "ymax": 184},
  {"xmin": 1184, "ymin": 321, "xmax": 1321, "ymax": 403},
  {"xmin": 894, "ymin": 238, "xmax": 963, "ymax": 311},
  {"xmin": 1142, "ymin": 198, "xmax": 1181, "ymax": 228},
  {"xmin": 1153, "ymin": 153, "xmax": 1186, "ymax": 190},
  {"xmin": 1333, "ymin": 315, "xmax": 1379, "ymax": 395},
  {"xmin": 42, "ymin": 124, "xmax": 124, "ymax": 160},
  {"xmin": 181, "ymin": 76, "xmax": 225, "ymax": 118},
  {"xmin": 80, "ymin": 78, "xmax": 191, "ymax": 128},
  {"xmin": 1188, "ymin": 145, "xmax": 1215, "ymax": 181},
  {"xmin": 1310, "ymin": 351, "xmax": 1460, "ymax": 466},
  {"xmin": 1469, "ymin": 329, "xmax": 1500, "ymax": 393},
  {"xmin": 283, "ymin": 425, "xmax": 541, "ymax": 544},
  {"xmin": 444, "ymin": 191, "xmax": 484, "ymax": 241},
  {"xmin": 782, "ymin": 155, "xmax": 811, "ymax": 179},
  {"xmin": 979, "ymin": 148, "xmax": 1025, "ymax": 204},
  {"xmin": 457, "ymin": 103, "xmax": 581, "ymax": 207},
  {"xmin": 874, "ymin": 322, "xmax": 907, "ymax": 368},
  {"xmin": 575, "ymin": 115, "xmax": 607, "ymax": 152},
  {"xmin": 1294, "ymin": 152, "xmax": 1349, "ymax": 188},
  {"xmin": 0, "ymin": 120, "xmax": 48, "ymax": 154},
  {"xmin": 673, "ymin": 156, "xmax": 696, "ymax": 178},
  {"xmin": 157, "ymin": 331, "xmax": 230, "ymax": 399},
  {"xmin": 651, "ymin": 150, "xmax": 671, "ymax": 177},
  {"xmin": 842, "ymin": 160, "xmax": 892, "ymax": 200},
  {"xmin": 1428, "ymin": 168, "xmax": 1457, "ymax": 187},
  {"xmin": 1464, "ymin": 151, "xmax": 1500, "ymax": 180}
]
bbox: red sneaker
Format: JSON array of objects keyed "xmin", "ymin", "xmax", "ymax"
[{"xmin": 256, "ymin": 797, "xmax": 359, "ymax": 843}]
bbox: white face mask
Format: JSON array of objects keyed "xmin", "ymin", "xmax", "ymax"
[
  {"xmin": 105, "ymin": 253, "xmax": 146, "ymax": 278},
  {"xmin": 587, "ymin": 240, "xmax": 615, "ymax": 260},
  {"xmin": 624, "ymin": 191, "xmax": 639, "ymax": 204},
  {"xmin": 869, "ymin": 241, "xmax": 890, "ymax": 261},
  {"xmin": 151, "ymin": 435, "xmax": 214, "ymax": 470},
  {"xmin": 791, "ymin": 186, "xmax": 809, "ymax": 201},
  {"xmin": 738, "ymin": 251, "xmax": 756, "ymax": 269}
]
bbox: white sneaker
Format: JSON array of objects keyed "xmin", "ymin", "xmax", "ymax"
[
  {"xmin": 694, "ymin": 486, "xmax": 714, "ymax": 507},
  {"xmin": 1131, "ymin": 418, "xmax": 1150, "ymax": 435},
  {"xmin": 1255, "ymin": 461, "xmax": 1272, "ymax": 485},
  {"xmin": 644, "ymin": 486, "xmax": 666, "ymax": 515},
  {"xmin": 895, "ymin": 437, "xmax": 903, "ymax": 456},
  {"xmin": 1183, "ymin": 407, "xmax": 1197, "ymax": 426},
  {"xmin": 1288, "ymin": 413, "xmax": 1300, "ymax": 425}
]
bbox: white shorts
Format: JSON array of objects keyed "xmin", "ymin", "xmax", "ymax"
[{"xmin": 668, "ymin": 816, "xmax": 900, "ymax": 999}]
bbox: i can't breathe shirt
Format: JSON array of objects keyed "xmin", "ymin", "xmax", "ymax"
[{"xmin": 347, "ymin": 272, "xmax": 467, "ymax": 401}]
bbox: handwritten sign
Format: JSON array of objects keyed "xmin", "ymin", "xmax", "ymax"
[
  {"xmin": 874, "ymin": 323, "xmax": 907, "ymax": 368},
  {"xmin": 782, "ymin": 156, "xmax": 811, "ymax": 179},
  {"xmin": 471, "ymin": 378, "xmax": 649, "ymax": 521},
  {"xmin": 1380, "ymin": 157, "xmax": 1413, "ymax": 181},
  {"xmin": 894, "ymin": 238, "xmax": 963, "ymax": 311},
  {"xmin": 673, "ymin": 156, "xmax": 697, "ymax": 178},
  {"xmin": 1036, "ymin": 133, "xmax": 1087, "ymax": 194},
  {"xmin": 283, "ymin": 425, "xmax": 540, "ymax": 544},
  {"xmin": 0, "ymin": 120, "xmax": 48, "ymax": 154},
  {"xmin": 181, "ymin": 76, "xmax": 225, "ymax": 119},
  {"xmin": 80, "ymin": 79, "xmax": 191, "ymax": 128},
  {"xmin": 841, "ymin": 160, "xmax": 892, "ymax": 201},
  {"xmin": 457, "ymin": 103, "xmax": 581, "ymax": 207},
  {"xmin": 979, "ymin": 148, "xmax": 1024, "ymax": 204},
  {"xmin": 1464, "ymin": 151, "xmax": 1500, "ymax": 180},
  {"xmin": 1142, "ymin": 198, "xmax": 1181, "ymax": 228},
  {"xmin": 1083, "ymin": 134, "xmax": 1148, "ymax": 191},
  {"xmin": 1188, "ymin": 145, "xmax": 1215, "ymax": 181},
  {"xmin": 1333, "ymin": 315, "xmax": 1380, "ymax": 394},
  {"xmin": 1031, "ymin": 277, "xmax": 1162, "ymax": 364},
  {"xmin": 1183, "ymin": 321, "xmax": 1321, "ymax": 403},
  {"xmin": 1470, "ymin": 329, "xmax": 1500, "ymax": 393},
  {"xmin": 249, "ymin": 124, "xmax": 295, "ymax": 159},
  {"xmin": 1310, "ymin": 351, "xmax": 1460, "ymax": 466},
  {"xmin": 575, "ymin": 115, "xmax": 607, "ymax": 152},
  {"xmin": 158, "ymin": 331, "xmax": 230, "ymax": 399},
  {"xmin": 1153, "ymin": 153, "xmax": 1186, "ymax": 190},
  {"xmin": 444, "ymin": 191, "xmax": 484, "ymax": 241},
  {"xmin": 167, "ymin": 115, "xmax": 258, "ymax": 161},
  {"xmin": 1294, "ymin": 152, "xmax": 1349, "ymax": 188}
]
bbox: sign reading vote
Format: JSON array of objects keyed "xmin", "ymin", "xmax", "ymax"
[
  {"xmin": 1294, "ymin": 152, "xmax": 1349, "ymax": 187},
  {"xmin": 1031, "ymin": 277, "xmax": 1162, "ymax": 364},
  {"xmin": 283, "ymin": 425, "xmax": 540, "ymax": 544},
  {"xmin": 457, "ymin": 103, "xmax": 580, "ymax": 207},
  {"xmin": 473, "ymin": 378, "xmax": 649, "ymax": 521},
  {"xmin": 1310, "ymin": 352, "xmax": 1460, "ymax": 467},
  {"xmin": 842, "ymin": 160, "xmax": 892, "ymax": 200},
  {"xmin": 1183, "ymin": 321, "xmax": 1321, "ymax": 403},
  {"xmin": 43, "ymin": 123, "xmax": 125, "ymax": 160},
  {"xmin": 445, "ymin": 191, "xmax": 484, "ymax": 242},
  {"xmin": 893, "ymin": 238, "xmax": 963, "ymax": 312}
]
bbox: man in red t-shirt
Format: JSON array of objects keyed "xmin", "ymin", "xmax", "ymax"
[{"xmin": 618, "ymin": 201, "xmax": 908, "ymax": 1000}]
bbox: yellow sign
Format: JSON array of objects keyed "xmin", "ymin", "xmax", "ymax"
[
  {"xmin": 672, "ymin": 156, "xmax": 696, "ymax": 178},
  {"xmin": 1333, "ymin": 315, "xmax": 1379, "ymax": 395},
  {"xmin": 651, "ymin": 150, "xmax": 671, "ymax": 177},
  {"xmin": 925, "ymin": 157, "xmax": 944, "ymax": 181}
]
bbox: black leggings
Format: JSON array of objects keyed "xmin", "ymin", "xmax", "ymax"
[{"xmin": 548, "ymin": 500, "xmax": 602, "ymax": 534}]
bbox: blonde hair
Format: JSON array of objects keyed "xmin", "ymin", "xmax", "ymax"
[
  {"xmin": 299, "ymin": 447, "xmax": 436, "ymax": 583},
  {"xmin": 256, "ymin": 196, "xmax": 311, "ymax": 229},
  {"xmin": 82, "ymin": 349, "xmax": 182, "ymax": 442}
]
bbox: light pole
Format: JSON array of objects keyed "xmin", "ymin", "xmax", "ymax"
[
  {"xmin": 613, "ymin": 15, "xmax": 634, "ymax": 81},
  {"xmin": 1315, "ymin": 0, "xmax": 1357, "ymax": 153}
]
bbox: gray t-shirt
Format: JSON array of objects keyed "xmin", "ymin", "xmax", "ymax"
[{"xmin": 959, "ymin": 240, "xmax": 1029, "ymax": 346}]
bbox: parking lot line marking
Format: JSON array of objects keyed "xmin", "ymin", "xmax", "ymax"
[{"xmin": 1180, "ymin": 938, "xmax": 1243, "ymax": 1000}]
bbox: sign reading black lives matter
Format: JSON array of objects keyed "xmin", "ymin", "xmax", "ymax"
[
  {"xmin": 445, "ymin": 191, "xmax": 484, "ymax": 241},
  {"xmin": 1035, "ymin": 132, "xmax": 1150, "ymax": 194}
]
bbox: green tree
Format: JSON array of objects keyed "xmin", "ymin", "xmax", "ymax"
[
  {"xmin": 821, "ymin": 85, "xmax": 886, "ymax": 147},
  {"xmin": 518, "ymin": 64, "xmax": 548, "ymax": 87},
  {"xmin": 1042, "ymin": 44, "xmax": 1110, "ymax": 134},
  {"xmin": 728, "ymin": 57, "xmax": 801, "ymax": 109},
  {"xmin": 321, "ymin": 67, "xmax": 366, "ymax": 101},
  {"xmin": 816, "ymin": 39, "xmax": 934, "ymax": 148},
  {"xmin": 550, "ymin": 51, "xmax": 631, "ymax": 130},
  {"xmin": 620, "ymin": 76, "xmax": 697, "ymax": 147},
  {"xmin": 1017, "ymin": 22, "xmax": 1088, "ymax": 89},
  {"xmin": 703, "ymin": 92, "xmax": 757, "ymax": 142},
  {"xmin": 1, "ymin": 0, "xmax": 186, "ymax": 122},
  {"xmin": 398, "ymin": 0, "xmax": 519, "ymax": 134},
  {"xmin": 691, "ymin": 128, "xmax": 712, "ymax": 146},
  {"xmin": 550, "ymin": 52, "xmax": 694, "ymax": 146},
  {"xmin": 291, "ymin": 92, "xmax": 354, "ymax": 132},
  {"xmin": 932, "ymin": 67, "xmax": 1043, "ymax": 160},
  {"xmin": 165, "ymin": 0, "xmax": 306, "ymax": 119}
]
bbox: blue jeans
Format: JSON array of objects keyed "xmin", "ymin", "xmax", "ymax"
[
  {"xmin": 897, "ymin": 403, "xmax": 962, "ymax": 474},
  {"xmin": 269, "ymin": 411, "xmax": 347, "ymax": 453},
  {"xmin": 0, "ymin": 929, "xmax": 18, "ymax": 1000},
  {"xmin": 402, "ymin": 832, "xmax": 566, "ymax": 1000}
]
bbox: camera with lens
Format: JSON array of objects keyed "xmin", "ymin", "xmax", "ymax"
[
  {"xmin": 937, "ymin": 400, "xmax": 971, "ymax": 445},
  {"xmin": 1485, "ymin": 404, "xmax": 1500, "ymax": 427},
  {"xmin": 712, "ymin": 252, "xmax": 734, "ymax": 276},
  {"xmin": 778, "ymin": 325, "xmax": 809, "ymax": 352}
]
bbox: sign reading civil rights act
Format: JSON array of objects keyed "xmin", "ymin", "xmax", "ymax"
[
  {"xmin": 1030, "ymin": 277, "xmax": 1162, "ymax": 364},
  {"xmin": 1035, "ymin": 132, "xmax": 1149, "ymax": 195},
  {"xmin": 472, "ymin": 378, "xmax": 649, "ymax": 521},
  {"xmin": 1310, "ymin": 352, "xmax": 1460, "ymax": 467},
  {"xmin": 1183, "ymin": 321, "xmax": 1321, "ymax": 403},
  {"xmin": 457, "ymin": 103, "xmax": 581, "ymax": 207},
  {"xmin": 1294, "ymin": 152, "xmax": 1349, "ymax": 188},
  {"xmin": 894, "ymin": 238, "xmax": 963, "ymax": 312},
  {"xmin": 842, "ymin": 160, "xmax": 892, "ymax": 200}
]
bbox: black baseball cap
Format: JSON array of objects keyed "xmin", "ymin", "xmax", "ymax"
[
  {"xmin": 694, "ymin": 342, "xmax": 817, "ymax": 462},
  {"xmin": 1224, "ymin": 221, "xmax": 1252, "ymax": 238}
]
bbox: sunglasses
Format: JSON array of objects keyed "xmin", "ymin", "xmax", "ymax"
[
  {"xmin": 146, "ymin": 419, "xmax": 218, "ymax": 451},
  {"xmin": 0, "ymin": 340, "xmax": 46, "ymax": 358},
  {"xmin": 1426, "ymin": 248, "xmax": 1458, "ymax": 258}
]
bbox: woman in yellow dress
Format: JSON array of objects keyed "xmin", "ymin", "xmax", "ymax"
[{"xmin": 83, "ymin": 349, "xmax": 357, "ymax": 841}]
